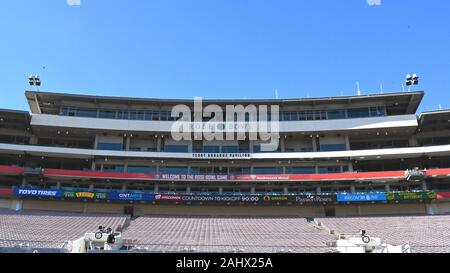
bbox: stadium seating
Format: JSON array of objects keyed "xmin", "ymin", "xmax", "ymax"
[
  {"xmin": 122, "ymin": 216, "xmax": 336, "ymax": 253},
  {"xmin": 0, "ymin": 209, "xmax": 127, "ymax": 249},
  {"xmin": 316, "ymin": 215, "xmax": 450, "ymax": 253}
]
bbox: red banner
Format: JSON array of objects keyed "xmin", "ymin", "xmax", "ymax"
[
  {"xmin": 437, "ymin": 192, "xmax": 450, "ymax": 200},
  {"xmin": 0, "ymin": 188, "xmax": 12, "ymax": 197}
]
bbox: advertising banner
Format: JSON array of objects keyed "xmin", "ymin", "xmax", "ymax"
[
  {"xmin": 337, "ymin": 193, "xmax": 387, "ymax": 202},
  {"xmin": 13, "ymin": 187, "xmax": 61, "ymax": 198},
  {"xmin": 0, "ymin": 188, "xmax": 13, "ymax": 197},
  {"xmin": 62, "ymin": 191, "xmax": 108, "ymax": 200},
  {"xmin": 291, "ymin": 195, "xmax": 337, "ymax": 204},
  {"xmin": 387, "ymin": 191, "xmax": 436, "ymax": 201},
  {"xmin": 108, "ymin": 192, "xmax": 154, "ymax": 202},
  {"xmin": 154, "ymin": 194, "xmax": 261, "ymax": 203},
  {"xmin": 437, "ymin": 192, "xmax": 450, "ymax": 200}
]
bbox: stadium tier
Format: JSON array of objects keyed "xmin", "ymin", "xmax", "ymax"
[{"xmin": 1, "ymin": 90, "xmax": 450, "ymax": 253}]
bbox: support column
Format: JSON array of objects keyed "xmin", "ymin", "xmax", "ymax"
[
  {"xmin": 56, "ymin": 182, "xmax": 62, "ymax": 190},
  {"xmin": 350, "ymin": 186, "xmax": 356, "ymax": 194},
  {"xmin": 94, "ymin": 134, "xmax": 99, "ymax": 149},
  {"xmin": 312, "ymin": 137, "xmax": 317, "ymax": 152},
  {"xmin": 157, "ymin": 137, "xmax": 162, "ymax": 152},
  {"xmin": 154, "ymin": 184, "xmax": 159, "ymax": 194},
  {"xmin": 385, "ymin": 184, "xmax": 391, "ymax": 193},
  {"xmin": 283, "ymin": 185, "xmax": 288, "ymax": 195},
  {"xmin": 280, "ymin": 137, "xmax": 286, "ymax": 153},
  {"xmin": 89, "ymin": 184, "xmax": 94, "ymax": 191},
  {"xmin": 21, "ymin": 177, "xmax": 27, "ymax": 187},
  {"xmin": 316, "ymin": 186, "xmax": 322, "ymax": 194},
  {"xmin": 347, "ymin": 162, "xmax": 354, "ymax": 172},
  {"xmin": 125, "ymin": 136, "xmax": 131, "ymax": 151},
  {"xmin": 421, "ymin": 181, "xmax": 428, "ymax": 191},
  {"xmin": 219, "ymin": 187, "xmax": 224, "ymax": 194},
  {"xmin": 344, "ymin": 135, "xmax": 350, "ymax": 150},
  {"xmin": 251, "ymin": 185, "xmax": 256, "ymax": 195},
  {"xmin": 186, "ymin": 184, "xmax": 191, "ymax": 194},
  {"xmin": 121, "ymin": 184, "xmax": 127, "ymax": 192}
]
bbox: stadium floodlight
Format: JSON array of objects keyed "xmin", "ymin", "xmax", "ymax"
[
  {"xmin": 28, "ymin": 74, "xmax": 41, "ymax": 91},
  {"xmin": 405, "ymin": 73, "xmax": 419, "ymax": 91}
]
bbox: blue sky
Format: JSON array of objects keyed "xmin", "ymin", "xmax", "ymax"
[{"xmin": 0, "ymin": 0, "xmax": 449, "ymax": 112}]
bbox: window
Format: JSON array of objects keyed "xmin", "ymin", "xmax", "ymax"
[
  {"xmin": 286, "ymin": 167, "xmax": 316, "ymax": 174},
  {"xmin": 370, "ymin": 106, "xmax": 385, "ymax": 117},
  {"xmin": 319, "ymin": 144, "xmax": 347, "ymax": 152},
  {"xmin": 102, "ymin": 165, "xmax": 125, "ymax": 172},
  {"xmin": 203, "ymin": 146, "xmax": 220, "ymax": 153},
  {"xmin": 99, "ymin": 110, "xmax": 117, "ymax": 119},
  {"xmin": 76, "ymin": 108, "xmax": 98, "ymax": 118},
  {"xmin": 97, "ymin": 143, "xmax": 123, "ymax": 151},
  {"xmin": 327, "ymin": 110, "xmax": 346, "ymax": 119},
  {"xmin": 222, "ymin": 146, "xmax": 239, "ymax": 153},
  {"xmin": 117, "ymin": 111, "xmax": 129, "ymax": 120},
  {"xmin": 164, "ymin": 145, "xmax": 189, "ymax": 153},
  {"xmin": 347, "ymin": 108, "xmax": 370, "ymax": 118},
  {"xmin": 314, "ymin": 111, "xmax": 327, "ymax": 120},
  {"xmin": 253, "ymin": 168, "xmax": 283, "ymax": 174},
  {"xmin": 129, "ymin": 111, "xmax": 144, "ymax": 120},
  {"xmin": 160, "ymin": 167, "xmax": 188, "ymax": 174},
  {"xmin": 128, "ymin": 166, "xmax": 156, "ymax": 173},
  {"xmin": 318, "ymin": 166, "xmax": 341, "ymax": 174}
]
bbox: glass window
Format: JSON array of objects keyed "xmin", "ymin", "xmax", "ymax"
[
  {"xmin": 347, "ymin": 108, "xmax": 370, "ymax": 118},
  {"xmin": 127, "ymin": 166, "xmax": 156, "ymax": 173},
  {"xmin": 97, "ymin": 143, "xmax": 123, "ymax": 151},
  {"xmin": 117, "ymin": 111, "xmax": 129, "ymax": 120},
  {"xmin": 160, "ymin": 167, "xmax": 188, "ymax": 174},
  {"xmin": 203, "ymin": 146, "xmax": 220, "ymax": 153},
  {"xmin": 76, "ymin": 108, "xmax": 98, "ymax": 118},
  {"xmin": 253, "ymin": 168, "xmax": 283, "ymax": 174},
  {"xmin": 286, "ymin": 167, "xmax": 316, "ymax": 174},
  {"xmin": 102, "ymin": 165, "xmax": 125, "ymax": 172},
  {"xmin": 99, "ymin": 110, "xmax": 117, "ymax": 119},
  {"xmin": 327, "ymin": 110, "xmax": 346, "ymax": 119},
  {"xmin": 314, "ymin": 111, "xmax": 327, "ymax": 120},
  {"xmin": 370, "ymin": 106, "xmax": 385, "ymax": 117},
  {"xmin": 319, "ymin": 144, "xmax": 347, "ymax": 152},
  {"xmin": 222, "ymin": 146, "xmax": 239, "ymax": 153},
  {"xmin": 164, "ymin": 145, "xmax": 189, "ymax": 153},
  {"xmin": 318, "ymin": 166, "xmax": 341, "ymax": 174},
  {"xmin": 130, "ymin": 111, "xmax": 144, "ymax": 120}
]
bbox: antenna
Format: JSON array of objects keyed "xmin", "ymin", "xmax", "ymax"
[{"xmin": 356, "ymin": 82, "xmax": 361, "ymax": 96}]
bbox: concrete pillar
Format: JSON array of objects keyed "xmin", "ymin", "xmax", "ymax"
[
  {"xmin": 347, "ymin": 163, "xmax": 354, "ymax": 172},
  {"xmin": 154, "ymin": 184, "xmax": 159, "ymax": 193},
  {"xmin": 94, "ymin": 134, "xmax": 99, "ymax": 149},
  {"xmin": 11, "ymin": 200, "xmax": 23, "ymax": 211},
  {"xmin": 345, "ymin": 135, "xmax": 350, "ymax": 150},
  {"xmin": 422, "ymin": 181, "xmax": 428, "ymax": 191},
  {"xmin": 125, "ymin": 136, "xmax": 131, "ymax": 151},
  {"xmin": 219, "ymin": 187, "xmax": 223, "ymax": 194},
  {"xmin": 312, "ymin": 137, "xmax": 317, "ymax": 152},
  {"xmin": 186, "ymin": 184, "xmax": 191, "ymax": 194},
  {"xmin": 29, "ymin": 135, "xmax": 38, "ymax": 145},
  {"xmin": 91, "ymin": 161, "xmax": 96, "ymax": 171},
  {"xmin": 283, "ymin": 185, "xmax": 288, "ymax": 195},
  {"xmin": 409, "ymin": 136, "xmax": 419, "ymax": 147},
  {"xmin": 157, "ymin": 137, "xmax": 162, "ymax": 152},
  {"xmin": 280, "ymin": 137, "xmax": 286, "ymax": 153},
  {"xmin": 350, "ymin": 186, "xmax": 356, "ymax": 194},
  {"xmin": 21, "ymin": 177, "xmax": 27, "ymax": 187},
  {"xmin": 315, "ymin": 165, "xmax": 319, "ymax": 174},
  {"xmin": 249, "ymin": 141, "xmax": 254, "ymax": 153},
  {"xmin": 89, "ymin": 184, "xmax": 94, "ymax": 191},
  {"xmin": 385, "ymin": 184, "xmax": 391, "ymax": 192},
  {"xmin": 316, "ymin": 186, "xmax": 322, "ymax": 194},
  {"xmin": 83, "ymin": 202, "xmax": 88, "ymax": 213},
  {"xmin": 121, "ymin": 184, "xmax": 127, "ymax": 192},
  {"xmin": 250, "ymin": 185, "xmax": 256, "ymax": 195},
  {"xmin": 56, "ymin": 182, "xmax": 62, "ymax": 190}
]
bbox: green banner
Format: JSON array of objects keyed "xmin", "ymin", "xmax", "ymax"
[
  {"xmin": 387, "ymin": 191, "xmax": 436, "ymax": 201},
  {"xmin": 62, "ymin": 191, "xmax": 108, "ymax": 200}
]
